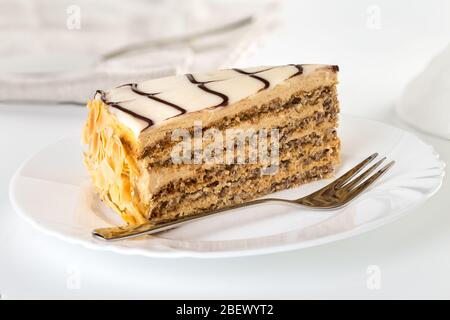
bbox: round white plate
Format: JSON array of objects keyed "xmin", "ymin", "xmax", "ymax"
[{"xmin": 9, "ymin": 115, "xmax": 445, "ymax": 258}]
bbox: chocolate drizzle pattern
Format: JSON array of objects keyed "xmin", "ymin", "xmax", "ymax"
[
  {"xmin": 289, "ymin": 64, "xmax": 304, "ymax": 78},
  {"xmin": 186, "ymin": 74, "xmax": 229, "ymax": 107},
  {"xmin": 96, "ymin": 90, "xmax": 155, "ymax": 130},
  {"xmin": 95, "ymin": 64, "xmax": 337, "ymax": 136},
  {"xmin": 130, "ymin": 84, "xmax": 188, "ymax": 114},
  {"xmin": 232, "ymin": 68, "xmax": 272, "ymax": 91}
]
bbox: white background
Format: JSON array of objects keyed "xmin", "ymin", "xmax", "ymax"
[{"xmin": 1, "ymin": 0, "xmax": 450, "ymax": 299}]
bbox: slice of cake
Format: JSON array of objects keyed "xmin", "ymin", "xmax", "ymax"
[{"xmin": 82, "ymin": 64, "xmax": 340, "ymax": 225}]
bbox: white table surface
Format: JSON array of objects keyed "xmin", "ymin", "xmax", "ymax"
[{"xmin": 1, "ymin": 0, "xmax": 449, "ymax": 299}]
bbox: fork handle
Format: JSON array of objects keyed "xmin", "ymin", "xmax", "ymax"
[{"xmin": 92, "ymin": 198, "xmax": 298, "ymax": 241}]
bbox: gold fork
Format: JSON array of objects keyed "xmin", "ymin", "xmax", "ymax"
[{"xmin": 93, "ymin": 153, "xmax": 395, "ymax": 241}]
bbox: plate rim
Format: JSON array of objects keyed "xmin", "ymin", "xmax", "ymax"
[{"xmin": 9, "ymin": 115, "xmax": 446, "ymax": 259}]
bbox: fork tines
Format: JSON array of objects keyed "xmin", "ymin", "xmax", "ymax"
[{"xmin": 336, "ymin": 152, "xmax": 395, "ymax": 193}]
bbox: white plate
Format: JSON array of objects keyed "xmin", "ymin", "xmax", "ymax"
[{"xmin": 9, "ymin": 115, "xmax": 445, "ymax": 258}]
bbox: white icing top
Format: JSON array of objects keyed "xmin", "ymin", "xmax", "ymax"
[{"xmin": 95, "ymin": 64, "xmax": 333, "ymax": 137}]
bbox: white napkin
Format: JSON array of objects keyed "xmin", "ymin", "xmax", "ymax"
[
  {"xmin": 0, "ymin": 0, "xmax": 279, "ymax": 103},
  {"xmin": 397, "ymin": 43, "xmax": 450, "ymax": 140}
]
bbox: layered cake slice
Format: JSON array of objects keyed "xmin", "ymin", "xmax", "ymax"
[{"xmin": 82, "ymin": 64, "xmax": 340, "ymax": 225}]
